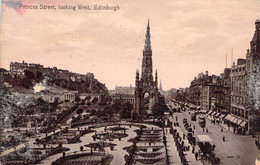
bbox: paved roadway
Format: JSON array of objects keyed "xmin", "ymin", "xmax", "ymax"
[{"xmin": 167, "ymin": 101, "xmax": 260, "ymax": 165}]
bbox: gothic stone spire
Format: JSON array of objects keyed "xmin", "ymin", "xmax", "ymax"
[
  {"xmin": 141, "ymin": 19, "xmax": 154, "ymax": 85},
  {"xmin": 144, "ymin": 19, "xmax": 151, "ymax": 53}
]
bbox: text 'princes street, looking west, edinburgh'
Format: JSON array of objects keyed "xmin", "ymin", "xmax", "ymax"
[{"xmin": 18, "ymin": 4, "xmax": 120, "ymax": 11}]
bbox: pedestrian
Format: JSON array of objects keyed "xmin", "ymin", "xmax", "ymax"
[
  {"xmin": 193, "ymin": 125, "xmax": 195, "ymax": 130},
  {"xmin": 192, "ymin": 146, "xmax": 195, "ymax": 153},
  {"xmin": 206, "ymin": 128, "xmax": 208, "ymax": 133},
  {"xmin": 221, "ymin": 128, "xmax": 223, "ymax": 132},
  {"xmin": 203, "ymin": 128, "xmax": 205, "ymax": 132},
  {"xmin": 212, "ymin": 144, "xmax": 215, "ymax": 151},
  {"xmin": 203, "ymin": 152, "xmax": 206, "ymax": 158},
  {"xmin": 195, "ymin": 152, "xmax": 198, "ymax": 160},
  {"xmin": 223, "ymin": 136, "xmax": 225, "ymax": 142}
]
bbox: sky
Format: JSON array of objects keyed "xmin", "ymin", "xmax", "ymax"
[
  {"xmin": 0, "ymin": 0, "xmax": 1, "ymax": 24},
  {"xmin": 0, "ymin": 0, "xmax": 260, "ymax": 90}
]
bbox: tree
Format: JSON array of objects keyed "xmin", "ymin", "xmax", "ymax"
[
  {"xmin": 152, "ymin": 96, "xmax": 168, "ymax": 117},
  {"xmin": 75, "ymin": 95, "xmax": 81, "ymax": 102},
  {"xmin": 91, "ymin": 109, "xmax": 97, "ymax": 116},
  {"xmin": 80, "ymin": 146, "xmax": 84, "ymax": 151},
  {"xmin": 37, "ymin": 97, "xmax": 45, "ymax": 105},
  {"xmin": 36, "ymin": 71, "xmax": 43, "ymax": 81},
  {"xmin": 92, "ymin": 97, "xmax": 98, "ymax": 104},
  {"xmin": 24, "ymin": 70, "xmax": 35, "ymax": 79},
  {"xmin": 85, "ymin": 96, "xmax": 91, "ymax": 100},
  {"xmin": 120, "ymin": 102, "xmax": 133, "ymax": 119},
  {"xmin": 81, "ymin": 99, "xmax": 86, "ymax": 105},
  {"xmin": 76, "ymin": 108, "xmax": 83, "ymax": 114}
]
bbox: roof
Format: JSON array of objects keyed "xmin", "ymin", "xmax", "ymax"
[
  {"xmin": 115, "ymin": 86, "xmax": 134, "ymax": 94},
  {"xmin": 197, "ymin": 135, "xmax": 212, "ymax": 142}
]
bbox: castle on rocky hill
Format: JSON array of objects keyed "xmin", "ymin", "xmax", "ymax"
[
  {"xmin": 3, "ymin": 61, "xmax": 108, "ymax": 95},
  {"xmin": 9, "ymin": 61, "xmax": 94, "ymax": 83}
]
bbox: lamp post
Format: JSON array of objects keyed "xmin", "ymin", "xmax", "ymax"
[{"xmin": 257, "ymin": 112, "xmax": 260, "ymax": 148}]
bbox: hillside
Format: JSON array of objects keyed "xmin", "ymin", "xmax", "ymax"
[{"xmin": 1, "ymin": 67, "xmax": 109, "ymax": 96}]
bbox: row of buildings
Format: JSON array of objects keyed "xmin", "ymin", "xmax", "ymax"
[
  {"xmin": 109, "ymin": 81, "xmax": 163, "ymax": 106},
  {"xmin": 187, "ymin": 19, "xmax": 260, "ymax": 133}
]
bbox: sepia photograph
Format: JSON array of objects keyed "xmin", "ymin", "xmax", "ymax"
[{"xmin": 0, "ymin": 0, "xmax": 260, "ymax": 164}]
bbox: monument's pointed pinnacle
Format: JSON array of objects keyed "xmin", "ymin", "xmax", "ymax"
[{"xmin": 144, "ymin": 19, "xmax": 151, "ymax": 52}]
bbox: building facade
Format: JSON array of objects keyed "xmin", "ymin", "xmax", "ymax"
[
  {"xmin": 246, "ymin": 19, "xmax": 260, "ymax": 134},
  {"xmin": 110, "ymin": 85, "xmax": 135, "ymax": 104},
  {"xmin": 42, "ymin": 91, "xmax": 79, "ymax": 103},
  {"xmin": 223, "ymin": 68, "xmax": 231, "ymax": 113},
  {"xmin": 230, "ymin": 59, "xmax": 248, "ymax": 129},
  {"xmin": 229, "ymin": 20, "xmax": 260, "ymax": 132},
  {"xmin": 189, "ymin": 71, "xmax": 225, "ymax": 112},
  {"xmin": 189, "ymin": 74, "xmax": 203, "ymax": 106}
]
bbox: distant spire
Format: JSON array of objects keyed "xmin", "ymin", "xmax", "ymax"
[
  {"xmin": 144, "ymin": 19, "xmax": 151, "ymax": 52},
  {"xmin": 135, "ymin": 69, "xmax": 139, "ymax": 86}
]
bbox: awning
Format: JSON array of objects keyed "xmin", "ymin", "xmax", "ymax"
[
  {"xmin": 219, "ymin": 114, "xmax": 226, "ymax": 119},
  {"xmin": 214, "ymin": 112, "xmax": 220, "ymax": 117},
  {"xmin": 200, "ymin": 110, "xmax": 208, "ymax": 113},
  {"xmin": 237, "ymin": 119, "xmax": 243, "ymax": 125},
  {"xmin": 197, "ymin": 135, "xmax": 212, "ymax": 142},
  {"xmin": 211, "ymin": 112, "xmax": 217, "ymax": 116},
  {"xmin": 240, "ymin": 121, "xmax": 248, "ymax": 127},
  {"xmin": 229, "ymin": 116, "xmax": 236, "ymax": 122},
  {"xmin": 232, "ymin": 118, "xmax": 243, "ymax": 125},
  {"xmin": 232, "ymin": 118, "xmax": 238, "ymax": 123},
  {"xmin": 225, "ymin": 114, "xmax": 232, "ymax": 120}
]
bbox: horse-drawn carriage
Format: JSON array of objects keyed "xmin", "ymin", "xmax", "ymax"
[{"xmin": 197, "ymin": 135, "xmax": 220, "ymax": 164}]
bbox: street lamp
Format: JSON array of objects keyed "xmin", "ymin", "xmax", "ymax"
[{"xmin": 257, "ymin": 114, "xmax": 260, "ymax": 145}]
